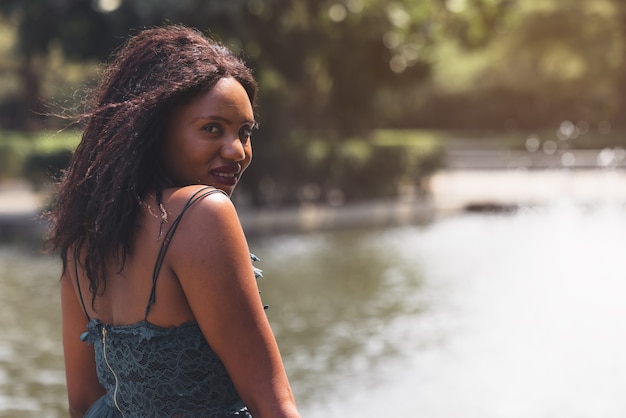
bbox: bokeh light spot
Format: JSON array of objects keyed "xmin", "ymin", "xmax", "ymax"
[
  {"xmin": 383, "ymin": 31, "xmax": 402, "ymax": 49},
  {"xmin": 389, "ymin": 55, "xmax": 407, "ymax": 73},
  {"xmin": 387, "ymin": 4, "xmax": 410, "ymax": 28},
  {"xmin": 561, "ymin": 152, "xmax": 575, "ymax": 167},
  {"xmin": 329, "ymin": 4, "xmax": 347, "ymax": 22},
  {"xmin": 542, "ymin": 140, "xmax": 557, "ymax": 155},
  {"xmin": 525, "ymin": 135, "xmax": 541, "ymax": 153},
  {"xmin": 92, "ymin": 0, "xmax": 121, "ymax": 13},
  {"xmin": 445, "ymin": 0, "xmax": 467, "ymax": 13},
  {"xmin": 558, "ymin": 120, "xmax": 577, "ymax": 140},
  {"xmin": 346, "ymin": 0, "xmax": 364, "ymax": 13}
]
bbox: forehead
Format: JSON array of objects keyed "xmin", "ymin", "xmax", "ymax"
[{"xmin": 185, "ymin": 77, "xmax": 253, "ymax": 118}]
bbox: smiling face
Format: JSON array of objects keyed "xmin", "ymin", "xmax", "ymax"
[{"xmin": 161, "ymin": 77, "xmax": 255, "ymax": 195}]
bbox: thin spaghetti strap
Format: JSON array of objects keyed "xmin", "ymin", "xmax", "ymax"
[
  {"xmin": 144, "ymin": 186, "xmax": 228, "ymax": 320},
  {"xmin": 73, "ymin": 249, "xmax": 91, "ymax": 321}
]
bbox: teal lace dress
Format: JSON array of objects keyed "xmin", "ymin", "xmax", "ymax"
[{"xmin": 76, "ymin": 187, "xmax": 259, "ymax": 417}]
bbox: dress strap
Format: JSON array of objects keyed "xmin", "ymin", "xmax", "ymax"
[
  {"xmin": 73, "ymin": 248, "xmax": 91, "ymax": 321},
  {"xmin": 144, "ymin": 186, "xmax": 228, "ymax": 320}
]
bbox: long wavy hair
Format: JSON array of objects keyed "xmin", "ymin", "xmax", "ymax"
[{"xmin": 46, "ymin": 25, "xmax": 257, "ymax": 304}]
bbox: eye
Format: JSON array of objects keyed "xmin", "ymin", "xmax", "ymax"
[
  {"xmin": 238, "ymin": 123, "xmax": 258, "ymax": 143},
  {"xmin": 203, "ymin": 124, "xmax": 222, "ymax": 134}
]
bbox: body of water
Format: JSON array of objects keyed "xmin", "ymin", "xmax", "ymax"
[{"xmin": 2, "ymin": 198, "xmax": 626, "ymax": 417}]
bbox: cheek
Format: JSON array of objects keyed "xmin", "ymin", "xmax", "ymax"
[
  {"xmin": 160, "ymin": 137, "xmax": 199, "ymax": 179},
  {"xmin": 163, "ymin": 132, "xmax": 205, "ymax": 165}
]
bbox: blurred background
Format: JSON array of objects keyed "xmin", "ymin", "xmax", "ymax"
[{"xmin": 2, "ymin": 0, "xmax": 626, "ymax": 416}]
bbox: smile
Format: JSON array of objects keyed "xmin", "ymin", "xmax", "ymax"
[
  {"xmin": 210, "ymin": 166, "xmax": 241, "ymax": 187},
  {"xmin": 213, "ymin": 172, "xmax": 238, "ymax": 179}
]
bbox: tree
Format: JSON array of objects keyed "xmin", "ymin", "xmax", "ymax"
[
  {"xmin": 416, "ymin": 0, "xmax": 623, "ymax": 130},
  {"xmin": 1, "ymin": 0, "xmax": 516, "ymax": 132},
  {"xmin": 0, "ymin": 0, "xmax": 515, "ymax": 204}
]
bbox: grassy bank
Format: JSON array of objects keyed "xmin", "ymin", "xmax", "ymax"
[
  {"xmin": 4, "ymin": 127, "xmax": 623, "ymax": 202},
  {"xmin": 0, "ymin": 130, "xmax": 80, "ymax": 184}
]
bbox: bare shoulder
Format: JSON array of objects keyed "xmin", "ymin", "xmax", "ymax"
[
  {"xmin": 163, "ymin": 185, "xmax": 247, "ymax": 263},
  {"xmin": 166, "ymin": 185, "xmax": 231, "ymax": 208},
  {"xmin": 162, "ymin": 185, "xmax": 234, "ymax": 224}
]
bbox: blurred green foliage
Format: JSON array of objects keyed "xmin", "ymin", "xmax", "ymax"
[
  {"xmin": 0, "ymin": 130, "xmax": 79, "ymax": 186},
  {"xmin": 245, "ymin": 129, "xmax": 444, "ymax": 205},
  {"xmin": 0, "ymin": 0, "xmax": 624, "ymax": 205},
  {"xmin": 0, "ymin": 0, "xmax": 517, "ymax": 134}
]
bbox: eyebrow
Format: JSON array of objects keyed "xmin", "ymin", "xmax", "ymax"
[{"xmin": 194, "ymin": 115, "xmax": 256, "ymax": 125}]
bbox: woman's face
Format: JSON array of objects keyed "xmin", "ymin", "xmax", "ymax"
[{"xmin": 161, "ymin": 77, "xmax": 255, "ymax": 195}]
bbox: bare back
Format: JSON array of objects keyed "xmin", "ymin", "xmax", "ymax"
[{"xmin": 69, "ymin": 186, "xmax": 225, "ymax": 327}]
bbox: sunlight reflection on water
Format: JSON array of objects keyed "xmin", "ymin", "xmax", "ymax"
[
  {"xmin": 3, "ymin": 199, "xmax": 626, "ymax": 417},
  {"xmin": 279, "ymin": 199, "xmax": 626, "ymax": 418},
  {"xmin": 0, "ymin": 247, "xmax": 65, "ymax": 417}
]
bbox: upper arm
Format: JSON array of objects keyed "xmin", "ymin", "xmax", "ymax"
[
  {"xmin": 60, "ymin": 270, "xmax": 105, "ymax": 417},
  {"xmin": 170, "ymin": 192, "xmax": 299, "ymax": 417}
]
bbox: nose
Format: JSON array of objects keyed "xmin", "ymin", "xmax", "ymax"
[{"xmin": 221, "ymin": 137, "xmax": 246, "ymax": 162}]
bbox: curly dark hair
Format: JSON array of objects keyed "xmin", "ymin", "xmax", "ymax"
[{"xmin": 46, "ymin": 25, "xmax": 258, "ymax": 304}]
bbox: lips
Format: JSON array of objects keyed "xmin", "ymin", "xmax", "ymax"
[{"xmin": 210, "ymin": 165, "xmax": 241, "ymax": 186}]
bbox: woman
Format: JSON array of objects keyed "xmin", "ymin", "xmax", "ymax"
[{"xmin": 47, "ymin": 25, "xmax": 301, "ymax": 417}]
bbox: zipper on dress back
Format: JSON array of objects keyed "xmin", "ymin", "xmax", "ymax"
[{"xmin": 102, "ymin": 327, "xmax": 124, "ymax": 417}]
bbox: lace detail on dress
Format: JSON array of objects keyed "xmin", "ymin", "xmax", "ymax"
[
  {"xmin": 79, "ymin": 253, "xmax": 264, "ymax": 417},
  {"xmin": 83, "ymin": 320, "xmax": 251, "ymax": 418}
]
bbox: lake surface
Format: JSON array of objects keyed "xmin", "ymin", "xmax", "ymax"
[{"xmin": 2, "ymin": 199, "xmax": 626, "ymax": 417}]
